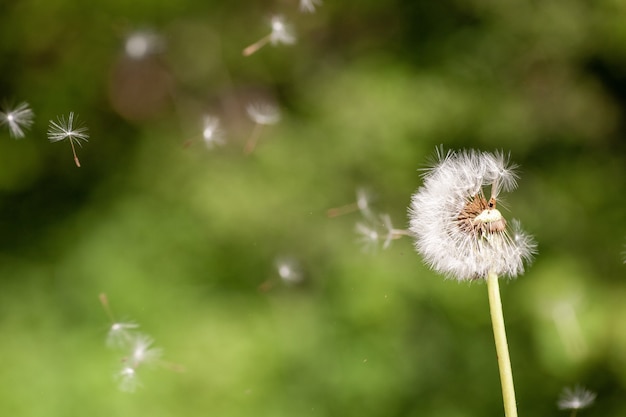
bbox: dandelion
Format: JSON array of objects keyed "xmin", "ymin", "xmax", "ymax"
[
  {"xmin": 409, "ymin": 148, "xmax": 535, "ymax": 280},
  {"xmin": 408, "ymin": 148, "xmax": 536, "ymax": 417},
  {"xmin": 242, "ymin": 15, "xmax": 296, "ymax": 56},
  {"xmin": 244, "ymin": 101, "xmax": 281, "ymax": 154},
  {"xmin": 327, "ymin": 188, "xmax": 375, "ymax": 219},
  {"xmin": 300, "ymin": 0, "xmax": 322, "ymax": 13},
  {"xmin": 124, "ymin": 30, "xmax": 164, "ymax": 60},
  {"xmin": 48, "ymin": 112, "xmax": 89, "ymax": 167},
  {"xmin": 558, "ymin": 386, "xmax": 596, "ymax": 416},
  {"xmin": 0, "ymin": 101, "xmax": 34, "ymax": 139}
]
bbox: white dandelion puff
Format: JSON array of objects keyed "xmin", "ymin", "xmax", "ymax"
[
  {"xmin": 557, "ymin": 386, "xmax": 596, "ymax": 411},
  {"xmin": 201, "ymin": 115, "xmax": 225, "ymax": 149},
  {"xmin": 300, "ymin": 0, "xmax": 322, "ymax": 13},
  {"xmin": 275, "ymin": 257, "xmax": 304, "ymax": 285},
  {"xmin": 99, "ymin": 294, "xmax": 140, "ymax": 349},
  {"xmin": 243, "ymin": 15, "xmax": 296, "ymax": 56},
  {"xmin": 356, "ymin": 221, "xmax": 380, "ymax": 253},
  {"xmin": 116, "ymin": 365, "xmax": 141, "ymax": 392},
  {"xmin": 0, "ymin": 101, "xmax": 34, "ymax": 139},
  {"xmin": 124, "ymin": 30, "xmax": 164, "ymax": 60},
  {"xmin": 409, "ymin": 149, "xmax": 535, "ymax": 281},
  {"xmin": 246, "ymin": 101, "xmax": 281, "ymax": 125},
  {"xmin": 48, "ymin": 112, "xmax": 89, "ymax": 167},
  {"xmin": 244, "ymin": 101, "xmax": 281, "ymax": 154},
  {"xmin": 128, "ymin": 333, "xmax": 162, "ymax": 368},
  {"xmin": 107, "ymin": 321, "xmax": 140, "ymax": 349}
]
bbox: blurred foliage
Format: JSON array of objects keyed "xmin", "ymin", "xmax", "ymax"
[{"xmin": 0, "ymin": 0, "xmax": 625, "ymax": 416}]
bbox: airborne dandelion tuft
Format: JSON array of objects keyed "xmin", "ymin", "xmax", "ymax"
[
  {"xmin": 0, "ymin": 101, "xmax": 34, "ymax": 139},
  {"xmin": 242, "ymin": 15, "xmax": 296, "ymax": 56},
  {"xmin": 48, "ymin": 112, "xmax": 89, "ymax": 167}
]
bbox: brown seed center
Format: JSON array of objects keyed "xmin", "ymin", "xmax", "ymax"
[{"xmin": 458, "ymin": 195, "xmax": 507, "ymax": 235}]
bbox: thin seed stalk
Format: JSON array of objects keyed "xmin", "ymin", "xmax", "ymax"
[{"xmin": 487, "ymin": 270, "xmax": 518, "ymax": 417}]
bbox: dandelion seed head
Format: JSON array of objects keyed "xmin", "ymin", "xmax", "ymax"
[
  {"xmin": 269, "ymin": 16, "xmax": 296, "ymax": 46},
  {"xmin": 409, "ymin": 149, "xmax": 535, "ymax": 281},
  {"xmin": 246, "ymin": 102, "xmax": 281, "ymax": 125},
  {"xmin": 557, "ymin": 385, "xmax": 596, "ymax": 410},
  {"xmin": 0, "ymin": 102, "xmax": 34, "ymax": 139}
]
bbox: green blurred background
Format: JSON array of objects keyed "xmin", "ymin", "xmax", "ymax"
[{"xmin": 1, "ymin": 0, "xmax": 625, "ymax": 415}]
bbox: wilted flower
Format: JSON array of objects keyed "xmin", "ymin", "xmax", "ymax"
[
  {"xmin": 409, "ymin": 149, "xmax": 535, "ymax": 281},
  {"xmin": 124, "ymin": 30, "xmax": 164, "ymax": 60},
  {"xmin": 300, "ymin": 0, "xmax": 323, "ymax": 13},
  {"xmin": 48, "ymin": 112, "xmax": 89, "ymax": 167},
  {"xmin": 0, "ymin": 101, "xmax": 34, "ymax": 139},
  {"xmin": 244, "ymin": 101, "xmax": 281, "ymax": 154},
  {"xmin": 557, "ymin": 386, "xmax": 596, "ymax": 411},
  {"xmin": 242, "ymin": 15, "xmax": 296, "ymax": 56}
]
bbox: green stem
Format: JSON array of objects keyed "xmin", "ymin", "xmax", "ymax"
[{"xmin": 487, "ymin": 270, "xmax": 518, "ymax": 417}]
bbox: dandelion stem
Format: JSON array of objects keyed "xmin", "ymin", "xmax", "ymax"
[
  {"xmin": 244, "ymin": 123, "xmax": 264, "ymax": 155},
  {"xmin": 242, "ymin": 35, "xmax": 271, "ymax": 56},
  {"xmin": 326, "ymin": 202, "xmax": 359, "ymax": 217},
  {"xmin": 99, "ymin": 293, "xmax": 116, "ymax": 322},
  {"xmin": 487, "ymin": 270, "xmax": 518, "ymax": 417}
]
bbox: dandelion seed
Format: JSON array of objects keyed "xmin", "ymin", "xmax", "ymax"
[
  {"xmin": 124, "ymin": 30, "xmax": 164, "ymax": 60},
  {"xmin": 557, "ymin": 386, "xmax": 596, "ymax": 412},
  {"xmin": 116, "ymin": 365, "xmax": 141, "ymax": 392},
  {"xmin": 327, "ymin": 188, "xmax": 375, "ymax": 219},
  {"xmin": 99, "ymin": 294, "xmax": 139, "ymax": 348},
  {"xmin": 242, "ymin": 15, "xmax": 296, "ymax": 56},
  {"xmin": 0, "ymin": 101, "xmax": 34, "ymax": 139},
  {"xmin": 275, "ymin": 257, "xmax": 303, "ymax": 285},
  {"xmin": 128, "ymin": 333, "xmax": 162, "ymax": 368},
  {"xmin": 356, "ymin": 221, "xmax": 380, "ymax": 253},
  {"xmin": 409, "ymin": 148, "xmax": 535, "ymax": 281},
  {"xmin": 48, "ymin": 112, "xmax": 89, "ymax": 167},
  {"xmin": 244, "ymin": 101, "xmax": 281, "ymax": 154},
  {"xmin": 380, "ymin": 214, "xmax": 410, "ymax": 249},
  {"xmin": 300, "ymin": 0, "xmax": 322, "ymax": 13},
  {"xmin": 201, "ymin": 115, "xmax": 225, "ymax": 149}
]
